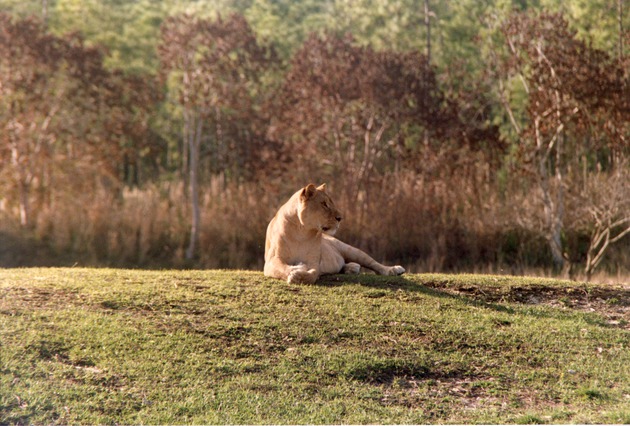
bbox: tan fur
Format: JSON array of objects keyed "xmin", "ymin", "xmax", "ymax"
[{"xmin": 264, "ymin": 184, "xmax": 405, "ymax": 284}]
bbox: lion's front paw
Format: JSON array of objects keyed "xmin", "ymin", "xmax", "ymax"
[
  {"xmin": 387, "ymin": 265, "xmax": 405, "ymax": 276},
  {"xmin": 287, "ymin": 265, "xmax": 318, "ymax": 284},
  {"xmin": 342, "ymin": 262, "xmax": 361, "ymax": 274}
]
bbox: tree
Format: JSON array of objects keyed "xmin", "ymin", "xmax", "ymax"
[
  {"xmin": 272, "ymin": 34, "xmax": 414, "ymax": 204},
  {"xmin": 577, "ymin": 162, "xmax": 630, "ymax": 280},
  {"xmin": 244, "ymin": 0, "xmax": 337, "ymax": 60},
  {"xmin": 272, "ymin": 32, "xmax": 500, "ymax": 216},
  {"xmin": 158, "ymin": 13, "xmax": 274, "ymax": 260},
  {"xmin": 0, "ymin": 13, "xmax": 154, "ymax": 227},
  {"xmin": 48, "ymin": 0, "xmax": 166, "ymax": 75},
  {"xmin": 540, "ymin": 0, "xmax": 629, "ymax": 58},
  {"xmin": 498, "ymin": 12, "xmax": 629, "ymax": 275}
]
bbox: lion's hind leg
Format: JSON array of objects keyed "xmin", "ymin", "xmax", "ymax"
[{"xmin": 332, "ymin": 238, "xmax": 405, "ymax": 276}]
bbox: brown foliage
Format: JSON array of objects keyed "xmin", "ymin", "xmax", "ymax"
[
  {"xmin": 498, "ymin": 12, "xmax": 630, "ymax": 273},
  {"xmin": 158, "ymin": 13, "xmax": 278, "ymax": 178},
  {"xmin": 0, "ymin": 13, "xmax": 154, "ymax": 227},
  {"xmin": 0, "ymin": 11, "xmax": 628, "ymax": 278},
  {"xmin": 270, "ymin": 32, "xmax": 502, "ymax": 216},
  {"xmin": 502, "ymin": 12, "xmax": 629, "ymax": 153},
  {"xmin": 158, "ymin": 12, "xmax": 278, "ymax": 259}
]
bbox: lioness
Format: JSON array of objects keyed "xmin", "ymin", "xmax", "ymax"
[{"xmin": 264, "ymin": 183, "xmax": 405, "ymax": 284}]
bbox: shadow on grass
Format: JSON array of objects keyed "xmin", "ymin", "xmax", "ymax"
[
  {"xmin": 317, "ymin": 273, "xmax": 515, "ymax": 315},
  {"xmin": 316, "ymin": 273, "xmax": 627, "ymax": 329}
]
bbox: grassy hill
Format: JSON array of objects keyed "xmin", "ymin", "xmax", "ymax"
[{"xmin": 1, "ymin": 268, "xmax": 629, "ymax": 424}]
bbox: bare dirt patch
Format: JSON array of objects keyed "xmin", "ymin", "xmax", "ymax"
[
  {"xmin": 422, "ymin": 281, "xmax": 630, "ymax": 329},
  {"xmin": 0, "ymin": 286, "xmax": 85, "ymax": 315}
]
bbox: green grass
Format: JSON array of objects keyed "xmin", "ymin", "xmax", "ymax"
[{"xmin": 1, "ymin": 268, "xmax": 629, "ymax": 424}]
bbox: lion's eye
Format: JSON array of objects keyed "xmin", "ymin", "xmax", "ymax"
[{"xmin": 322, "ymin": 201, "xmax": 329, "ymax": 210}]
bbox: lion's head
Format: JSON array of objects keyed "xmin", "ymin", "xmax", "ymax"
[{"xmin": 297, "ymin": 183, "xmax": 342, "ymax": 235}]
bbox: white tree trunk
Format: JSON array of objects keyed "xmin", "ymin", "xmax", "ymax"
[{"xmin": 185, "ymin": 111, "xmax": 203, "ymax": 260}]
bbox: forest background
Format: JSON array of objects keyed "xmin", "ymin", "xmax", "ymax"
[{"xmin": 0, "ymin": 0, "xmax": 628, "ymax": 280}]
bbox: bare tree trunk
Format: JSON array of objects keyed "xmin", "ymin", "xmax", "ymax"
[
  {"xmin": 18, "ymin": 181, "xmax": 30, "ymax": 227},
  {"xmin": 584, "ymin": 163, "xmax": 630, "ymax": 280},
  {"xmin": 424, "ymin": 0, "xmax": 431, "ymax": 62},
  {"xmin": 552, "ymin": 132, "xmax": 566, "ymax": 273},
  {"xmin": 619, "ymin": 0, "xmax": 624, "ymax": 61},
  {"xmin": 10, "ymin": 140, "xmax": 30, "ymax": 227},
  {"xmin": 186, "ymin": 107, "xmax": 203, "ymax": 260},
  {"xmin": 42, "ymin": 0, "xmax": 48, "ymax": 26},
  {"xmin": 585, "ymin": 217, "xmax": 630, "ymax": 280},
  {"xmin": 181, "ymin": 125, "xmax": 189, "ymax": 189},
  {"xmin": 185, "ymin": 112, "xmax": 203, "ymax": 260},
  {"xmin": 534, "ymin": 117, "xmax": 565, "ymax": 272},
  {"xmin": 181, "ymin": 71, "xmax": 192, "ymax": 195},
  {"xmin": 534, "ymin": 43, "xmax": 571, "ymax": 274}
]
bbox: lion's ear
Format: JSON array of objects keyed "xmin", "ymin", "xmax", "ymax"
[
  {"xmin": 317, "ymin": 183, "xmax": 327, "ymax": 192},
  {"xmin": 301, "ymin": 184, "xmax": 317, "ymax": 201}
]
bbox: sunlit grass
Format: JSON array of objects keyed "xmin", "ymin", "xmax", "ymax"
[{"xmin": 1, "ymin": 268, "xmax": 628, "ymax": 424}]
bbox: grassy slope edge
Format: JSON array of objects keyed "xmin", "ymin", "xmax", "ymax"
[{"xmin": 1, "ymin": 268, "xmax": 629, "ymax": 424}]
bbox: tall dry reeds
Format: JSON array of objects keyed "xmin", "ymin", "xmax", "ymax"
[
  {"xmin": 333, "ymin": 170, "xmax": 547, "ymax": 274},
  {"xmin": 1, "ymin": 174, "xmax": 628, "ymax": 277},
  {"xmin": 9, "ymin": 178, "xmax": 276, "ymax": 269}
]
